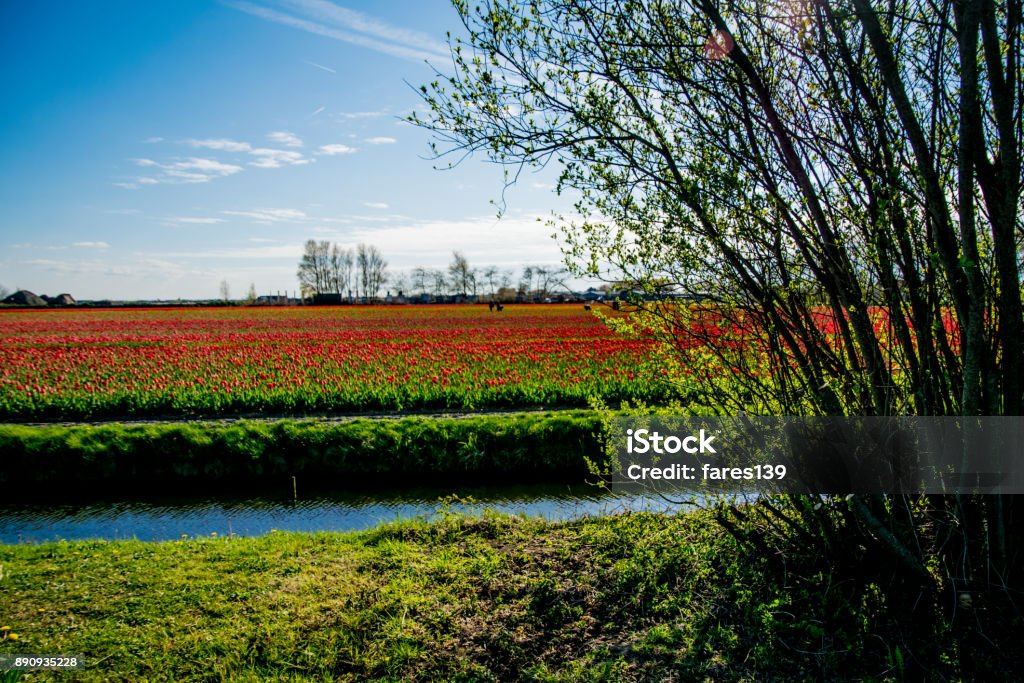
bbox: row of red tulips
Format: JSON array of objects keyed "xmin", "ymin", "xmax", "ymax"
[{"xmin": 0, "ymin": 305, "xmax": 670, "ymax": 419}]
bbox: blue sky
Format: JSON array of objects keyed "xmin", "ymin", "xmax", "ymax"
[{"xmin": 0, "ymin": 0, "xmax": 573, "ymax": 300}]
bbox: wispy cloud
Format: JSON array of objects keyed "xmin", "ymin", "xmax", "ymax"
[
  {"xmin": 121, "ymin": 136, "xmax": 314, "ymax": 187},
  {"xmin": 169, "ymin": 217, "xmax": 228, "ymax": 225},
  {"xmin": 338, "ymin": 110, "xmax": 387, "ymax": 120},
  {"xmin": 185, "ymin": 138, "xmax": 253, "ymax": 153},
  {"xmin": 302, "ymin": 59, "xmax": 336, "ymax": 74},
  {"xmin": 319, "ymin": 143, "xmax": 357, "ymax": 156},
  {"xmin": 187, "ymin": 137, "xmax": 311, "ymax": 165},
  {"xmin": 176, "ymin": 158, "xmax": 245, "ymax": 174},
  {"xmin": 222, "ymin": 208, "xmax": 308, "ymax": 223},
  {"xmin": 363, "ymin": 201, "xmax": 389, "ymax": 209},
  {"xmin": 163, "ymin": 244, "xmax": 303, "ymax": 259},
  {"xmin": 73, "ymin": 241, "xmax": 111, "ymax": 249},
  {"xmin": 26, "ymin": 257, "xmax": 210, "ymax": 280},
  {"xmin": 346, "ymin": 213, "xmax": 410, "ymax": 223},
  {"xmin": 267, "ymin": 130, "xmax": 303, "ymax": 147},
  {"xmin": 348, "ymin": 215, "xmax": 564, "ymax": 269},
  {"xmin": 249, "ymin": 148, "xmax": 312, "ymax": 168},
  {"xmin": 121, "ymin": 156, "xmax": 244, "ymax": 186},
  {"xmin": 365, "ymin": 136, "xmax": 397, "ymax": 145},
  {"xmin": 228, "ymin": 0, "xmax": 449, "ymax": 63}
]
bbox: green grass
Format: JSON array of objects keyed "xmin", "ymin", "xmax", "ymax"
[
  {"xmin": 0, "ymin": 508, "xmax": 1001, "ymax": 681},
  {"xmin": 0, "ymin": 412, "xmax": 603, "ymax": 488}
]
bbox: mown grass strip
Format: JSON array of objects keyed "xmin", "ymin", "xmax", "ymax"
[
  {"xmin": 0, "ymin": 412, "xmax": 604, "ymax": 488},
  {"xmin": 0, "ymin": 510, "xmax": 993, "ymax": 681}
]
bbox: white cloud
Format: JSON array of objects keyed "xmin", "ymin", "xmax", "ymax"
[
  {"xmin": 365, "ymin": 136, "xmax": 397, "ymax": 144},
  {"xmin": 159, "ymin": 158, "xmax": 243, "ymax": 183},
  {"xmin": 228, "ymin": 0, "xmax": 449, "ymax": 63},
  {"xmin": 319, "ymin": 143, "xmax": 357, "ymax": 155},
  {"xmin": 249, "ymin": 148, "xmax": 312, "ymax": 168},
  {"xmin": 163, "ymin": 244, "xmax": 303, "ymax": 259},
  {"xmin": 170, "ymin": 217, "xmax": 228, "ymax": 225},
  {"xmin": 338, "ymin": 110, "xmax": 387, "ymax": 119},
  {"xmin": 164, "ymin": 170, "xmax": 211, "ymax": 182},
  {"xmin": 176, "ymin": 158, "xmax": 245, "ymax": 174},
  {"xmin": 184, "ymin": 138, "xmax": 253, "ymax": 152},
  {"xmin": 25, "ymin": 257, "xmax": 210, "ymax": 280},
  {"xmin": 363, "ymin": 201, "xmax": 389, "ymax": 209},
  {"xmin": 123, "ymin": 156, "xmax": 243, "ymax": 187},
  {"xmin": 187, "ymin": 138, "xmax": 310, "ymax": 164},
  {"xmin": 290, "ymin": 0, "xmax": 448, "ymax": 54},
  {"xmin": 222, "ymin": 208, "xmax": 308, "ymax": 223},
  {"xmin": 344, "ymin": 215, "xmax": 564, "ymax": 269},
  {"xmin": 267, "ymin": 130, "xmax": 303, "ymax": 147},
  {"xmin": 124, "ymin": 136, "xmax": 314, "ymax": 187},
  {"xmin": 345, "ymin": 213, "xmax": 410, "ymax": 223},
  {"xmin": 303, "ymin": 60, "xmax": 336, "ymax": 74},
  {"xmin": 73, "ymin": 241, "xmax": 110, "ymax": 249}
]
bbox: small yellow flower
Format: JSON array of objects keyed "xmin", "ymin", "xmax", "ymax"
[
  {"xmin": 7, "ymin": 633, "xmax": 18, "ymax": 641},
  {"xmin": 37, "ymin": 608, "xmax": 45, "ymax": 613},
  {"xmin": 0, "ymin": 626, "xmax": 10, "ymax": 631},
  {"xmin": 211, "ymin": 532, "xmax": 217, "ymax": 537}
]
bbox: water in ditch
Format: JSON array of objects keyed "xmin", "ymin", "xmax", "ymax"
[{"xmin": 0, "ymin": 482, "xmax": 717, "ymax": 544}]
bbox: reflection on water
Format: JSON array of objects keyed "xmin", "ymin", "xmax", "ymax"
[{"xmin": 0, "ymin": 483, "xmax": 702, "ymax": 544}]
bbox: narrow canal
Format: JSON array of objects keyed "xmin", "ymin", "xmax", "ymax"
[{"xmin": 0, "ymin": 483, "xmax": 712, "ymax": 543}]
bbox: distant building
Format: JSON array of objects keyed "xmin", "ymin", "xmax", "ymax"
[
  {"xmin": 255, "ymin": 294, "xmax": 290, "ymax": 306},
  {"xmin": 312, "ymin": 293, "xmax": 344, "ymax": 305},
  {"xmin": 3, "ymin": 290, "xmax": 48, "ymax": 307},
  {"xmin": 43, "ymin": 293, "xmax": 76, "ymax": 306}
]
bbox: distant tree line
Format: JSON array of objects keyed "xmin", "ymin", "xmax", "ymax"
[
  {"xmin": 297, "ymin": 244, "xmax": 568, "ymax": 303},
  {"xmin": 297, "ymin": 240, "xmax": 388, "ymax": 302},
  {"xmin": 408, "ymin": 251, "xmax": 568, "ymax": 302}
]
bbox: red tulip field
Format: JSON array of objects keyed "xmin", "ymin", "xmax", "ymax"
[{"xmin": 0, "ymin": 304, "xmax": 670, "ymax": 420}]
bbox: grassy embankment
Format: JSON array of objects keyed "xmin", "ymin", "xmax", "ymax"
[
  {"xmin": 3, "ymin": 508, "xmax": 1004, "ymax": 682},
  {"xmin": 0, "ymin": 412, "xmax": 602, "ymax": 492},
  {"xmin": 2, "ymin": 413, "xmax": 1018, "ymax": 679}
]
